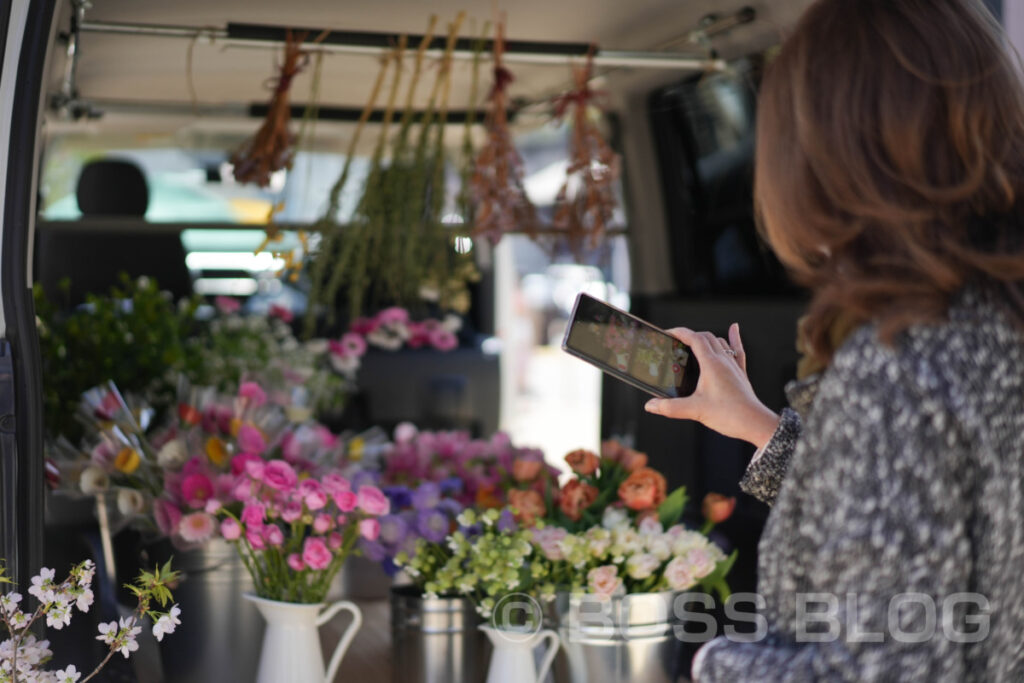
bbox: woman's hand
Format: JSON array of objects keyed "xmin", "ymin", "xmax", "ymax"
[{"xmin": 645, "ymin": 323, "xmax": 780, "ymax": 449}]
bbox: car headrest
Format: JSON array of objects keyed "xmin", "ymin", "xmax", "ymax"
[{"xmin": 76, "ymin": 159, "xmax": 149, "ymax": 217}]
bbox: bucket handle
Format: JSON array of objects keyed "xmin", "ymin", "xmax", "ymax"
[
  {"xmin": 535, "ymin": 629, "xmax": 560, "ymax": 683},
  {"xmin": 317, "ymin": 599, "xmax": 362, "ymax": 683}
]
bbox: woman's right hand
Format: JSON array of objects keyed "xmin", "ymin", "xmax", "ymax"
[{"xmin": 645, "ymin": 323, "xmax": 780, "ymax": 449}]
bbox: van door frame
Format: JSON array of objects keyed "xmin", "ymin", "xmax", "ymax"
[{"xmin": 0, "ymin": 0, "xmax": 58, "ymax": 588}]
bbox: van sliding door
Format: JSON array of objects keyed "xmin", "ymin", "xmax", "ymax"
[{"xmin": 0, "ymin": 0, "xmax": 58, "ymax": 588}]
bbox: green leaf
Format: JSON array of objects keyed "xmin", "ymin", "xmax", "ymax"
[
  {"xmin": 697, "ymin": 550, "xmax": 738, "ymax": 602},
  {"xmin": 658, "ymin": 486, "xmax": 688, "ymax": 528}
]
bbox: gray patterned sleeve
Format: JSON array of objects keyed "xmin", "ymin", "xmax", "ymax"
[
  {"xmin": 739, "ymin": 408, "xmax": 801, "ymax": 506},
  {"xmin": 698, "ymin": 345, "xmax": 973, "ymax": 682}
]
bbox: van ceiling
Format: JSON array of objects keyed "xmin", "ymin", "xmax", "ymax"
[{"xmin": 47, "ymin": 0, "xmax": 811, "ymax": 136}]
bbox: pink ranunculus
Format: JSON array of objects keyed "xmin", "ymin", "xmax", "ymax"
[
  {"xmin": 335, "ymin": 514, "xmax": 347, "ymax": 526},
  {"xmin": 178, "ymin": 512, "xmax": 216, "ymax": 543},
  {"xmin": 246, "ymin": 527, "xmax": 266, "ymax": 550},
  {"xmin": 321, "ymin": 473, "xmax": 350, "ymax": 496},
  {"xmin": 244, "ymin": 459, "xmax": 266, "ymax": 480},
  {"xmin": 281, "ymin": 501, "xmax": 303, "ymax": 523},
  {"xmin": 298, "ymin": 479, "xmax": 321, "ymax": 496},
  {"xmin": 313, "ymin": 514, "xmax": 333, "ymax": 534},
  {"xmin": 376, "ymin": 306, "xmax": 409, "ymax": 325},
  {"xmin": 154, "ymin": 499, "xmax": 182, "ymax": 537},
  {"xmin": 181, "ymin": 473, "xmax": 215, "ymax": 509},
  {"xmin": 220, "ymin": 518, "xmax": 242, "ymax": 540},
  {"xmin": 230, "ymin": 453, "xmax": 260, "ymax": 477},
  {"xmin": 327, "ymin": 532, "xmax": 343, "ymax": 551},
  {"xmin": 262, "ymin": 461, "xmax": 298, "ymax": 492},
  {"xmin": 302, "ymin": 537, "xmax": 332, "ymax": 571},
  {"xmin": 238, "ymin": 382, "xmax": 267, "ymax": 408},
  {"xmin": 263, "ymin": 525, "xmax": 284, "ymax": 547},
  {"xmin": 339, "ymin": 332, "xmax": 368, "ymax": 357},
  {"xmin": 215, "ymin": 296, "xmax": 241, "ymax": 314},
  {"xmin": 305, "ymin": 490, "xmax": 328, "ymax": 511},
  {"xmin": 429, "ymin": 328, "xmax": 458, "ymax": 351},
  {"xmin": 359, "ymin": 518, "xmax": 380, "ymax": 541},
  {"xmin": 232, "ymin": 477, "xmax": 253, "ymax": 501},
  {"xmin": 287, "ymin": 553, "xmax": 305, "ymax": 572},
  {"xmin": 356, "ymin": 486, "xmax": 390, "ymax": 515},
  {"xmin": 587, "ymin": 565, "xmax": 623, "ymax": 597},
  {"xmin": 241, "ymin": 503, "xmax": 265, "ymax": 527},
  {"xmin": 237, "ymin": 424, "xmax": 267, "ymax": 456},
  {"xmin": 204, "ymin": 498, "xmax": 222, "ymax": 514},
  {"xmin": 333, "ymin": 491, "xmax": 357, "ymax": 513}
]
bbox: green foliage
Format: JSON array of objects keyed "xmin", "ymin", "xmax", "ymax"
[
  {"xmin": 35, "ymin": 275, "xmax": 201, "ymax": 441},
  {"xmin": 658, "ymin": 486, "xmax": 688, "ymax": 528}
]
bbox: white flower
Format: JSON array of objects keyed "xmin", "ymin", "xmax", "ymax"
[
  {"xmin": 55, "ymin": 664, "xmax": 81, "ymax": 682},
  {"xmin": 601, "ymin": 507, "xmax": 629, "ymax": 530},
  {"xmin": 116, "ymin": 489, "xmax": 147, "ymax": 516},
  {"xmin": 114, "ymin": 617, "xmax": 142, "ymax": 658},
  {"xmin": 625, "ymin": 553, "xmax": 661, "ymax": 580},
  {"xmin": 76, "ymin": 560, "xmax": 95, "ymax": 588},
  {"xmin": 669, "ymin": 529, "xmax": 709, "ymax": 557},
  {"xmin": 45, "ymin": 601, "xmax": 72, "ymax": 630},
  {"xmin": 441, "ymin": 314, "xmax": 463, "ymax": 333},
  {"xmin": 305, "ymin": 339, "xmax": 329, "ymax": 355},
  {"xmin": 75, "ymin": 587, "xmax": 94, "ymax": 613},
  {"xmin": 28, "ymin": 568, "xmax": 56, "ymax": 603},
  {"xmin": 156, "ymin": 439, "xmax": 188, "ymax": 469},
  {"xmin": 646, "ymin": 536, "xmax": 673, "ymax": 561},
  {"xmin": 637, "ymin": 516, "xmax": 663, "ymax": 537},
  {"xmin": 329, "ymin": 353, "xmax": 360, "ymax": 375},
  {"xmin": 0, "ymin": 591, "xmax": 22, "ymax": 615},
  {"xmin": 79, "ymin": 466, "xmax": 110, "ymax": 495},
  {"xmin": 96, "ymin": 621, "xmax": 118, "ymax": 645},
  {"xmin": 682, "ymin": 547, "xmax": 717, "ymax": 580},
  {"xmin": 151, "ymin": 604, "xmax": 181, "ymax": 642}
]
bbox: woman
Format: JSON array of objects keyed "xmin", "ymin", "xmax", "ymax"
[{"xmin": 645, "ymin": 0, "xmax": 1024, "ymax": 680}]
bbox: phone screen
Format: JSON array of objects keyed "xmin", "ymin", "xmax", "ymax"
[{"xmin": 561, "ymin": 294, "xmax": 700, "ymax": 399}]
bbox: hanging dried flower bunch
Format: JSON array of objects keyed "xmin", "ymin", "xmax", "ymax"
[
  {"xmin": 470, "ymin": 19, "xmax": 538, "ymax": 244},
  {"xmin": 552, "ymin": 50, "xmax": 622, "ymax": 252},
  {"xmin": 231, "ymin": 29, "xmax": 325, "ymax": 187}
]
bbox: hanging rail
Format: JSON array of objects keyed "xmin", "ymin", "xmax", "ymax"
[{"xmin": 78, "ymin": 20, "xmax": 729, "ymax": 71}]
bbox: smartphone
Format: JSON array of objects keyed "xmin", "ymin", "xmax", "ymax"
[{"xmin": 561, "ymin": 293, "xmax": 700, "ymax": 399}]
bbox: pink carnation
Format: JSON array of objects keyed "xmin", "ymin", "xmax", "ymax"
[
  {"xmin": 246, "ymin": 527, "xmax": 266, "ymax": 550},
  {"xmin": 321, "ymin": 473, "xmax": 350, "ymax": 496},
  {"xmin": 305, "ymin": 490, "xmax": 328, "ymax": 511},
  {"xmin": 327, "ymin": 532, "xmax": 343, "ymax": 551},
  {"xmin": 241, "ymin": 503, "xmax": 265, "ymax": 527},
  {"xmin": 231, "ymin": 453, "xmax": 262, "ymax": 477},
  {"xmin": 302, "ymin": 537, "xmax": 332, "ymax": 571},
  {"xmin": 313, "ymin": 514, "xmax": 333, "ymax": 534},
  {"xmin": 263, "ymin": 525, "xmax": 284, "ymax": 547},
  {"xmin": 281, "ymin": 501, "xmax": 303, "ymax": 523},
  {"xmin": 356, "ymin": 486, "xmax": 390, "ymax": 515},
  {"xmin": 287, "ymin": 553, "xmax": 305, "ymax": 572}
]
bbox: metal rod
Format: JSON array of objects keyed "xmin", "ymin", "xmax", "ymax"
[{"xmin": 79, "ymin": 20, "xmax": 724, "ymax": 71}]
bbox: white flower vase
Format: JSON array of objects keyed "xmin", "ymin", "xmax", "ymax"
[
  {"xmin": 480, "ymin": 624, "xmax": 560, "ymax": 683},
  {"xmin": 245, "ymin": 594, "xmax": 362, "ymax": 683}
]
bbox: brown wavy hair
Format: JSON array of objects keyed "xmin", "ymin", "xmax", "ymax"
[{"xmin": 755, "ymin": 0, "xmax": 1024, "ymax": 365}]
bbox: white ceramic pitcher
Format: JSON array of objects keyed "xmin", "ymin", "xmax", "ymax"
[
  {"xmin": 245, "ymin": 593, "xmax": 362, "ymax": 683},
  {"xmin": 480, "ymin": 624, "xmax": 560, "ymax": 683}
]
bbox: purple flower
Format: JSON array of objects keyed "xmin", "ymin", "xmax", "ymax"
[
  {"xmin": 439, "ymin": 477, "xmax": 464, "ymax": 496},
  {"xmin": 437, "ymin": 498, "xmax": 464, "ymax": 517},
  {"xmin": 497, "ymin": 509, "xmax": 517, "ymax": 533},
  {"xmin": 416, "ymin": 509, "xmax": 450, "ymax": 543},
  {"xmin": 379, "ymin": 514, "xmax": 410, "ymax": 546},
  {"xmin": 382, "ymin": 485, "xmax": 413, "ymax": 510},
  {"xmin": 411, "ymin": 482, "xmax": 441, "ymax": 510},
  {"xmin": 351, "ymin": 470, "xmax": 379, "ymax": 490},
  {"xmin": 359, "ymin": 538, "xmax": 387, "ymax": 562}
]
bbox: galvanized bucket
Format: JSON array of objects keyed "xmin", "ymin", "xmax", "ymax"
[
  {"xmin": 550, "ymin": 591, "xmax": 684, "ymax": 683},
  {"xmin": 390, "ymin": 585, "xmax": 490, "ymax": 683},
  {"xmin": 155, "ymin": 539, "xmax": 264, "ymax": 683}
]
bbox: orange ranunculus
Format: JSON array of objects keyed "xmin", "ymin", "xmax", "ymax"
[
  {"xmin": 565, "ymin": 449, "xmax": 600, "ymax": 476},
  {"xmin": 205, "ymin": 436, "xmax": 230, "ymax": 467},
  {"xmin": 559, "ymin": 480, "xmax": 599, "ymax": 521},
  {"xmin": 512, "ymin": 457, "xmax": 544, "ymax": 483},
  {"xmin": 702, "ymin": 493, "xmax": 737, "ymax": 524},
  {"xmin": 508, "ymin": 488, "xmax": 546, "ymax": 526},
  {"xmin": 475, "ymin": 483, "xmax": 504, "ymax": 509},
  {"xmin": 619, "ymin": 448, "xmax": 648, "ymax": 473},
  {"xmin": 618, "ymin": 467, "xmax": 667, "ymax": 511},
  {"xmin": 601, "ymin": 439, "xmax": 627, "ymax": 462},
  {"xmin": 114, "ymin": 447, "xmax": 141, "ymax": 475}
]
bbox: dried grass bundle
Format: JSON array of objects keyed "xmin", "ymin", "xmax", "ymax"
[
  {"xmin": 231, "ymin": 30, "xmax": 324, "ymax": 187},
  {"xmin": 552, "ymin": 52, "xmax": 622, "ymax": 252},
  {"xmin": 470, "ymin": 19, "xmax": 538, "ymax": 244}
]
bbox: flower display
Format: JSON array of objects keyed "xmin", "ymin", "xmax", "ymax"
[
  {"xmin": 357, "ymin": 424, "xmax": 556, "ymax": 574},
  {"xmin": 347, "ymin": 307, "xmax": 464, "ymax": 354},
  {"xmin": 0, "ymin": 559, "xmax": 180, "ymax": 683}
]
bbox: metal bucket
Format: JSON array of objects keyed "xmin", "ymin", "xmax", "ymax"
[
  {"xmin": 154, "ymin": 539, "xmax": 264, "ymax": 683},
  {"xmin": 390, "ymin": 585, "xmax": 490, "ymax": 683},
  {"xmin": 550, "ymin": 591, "xmax": 684, "ymax": 683}
]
